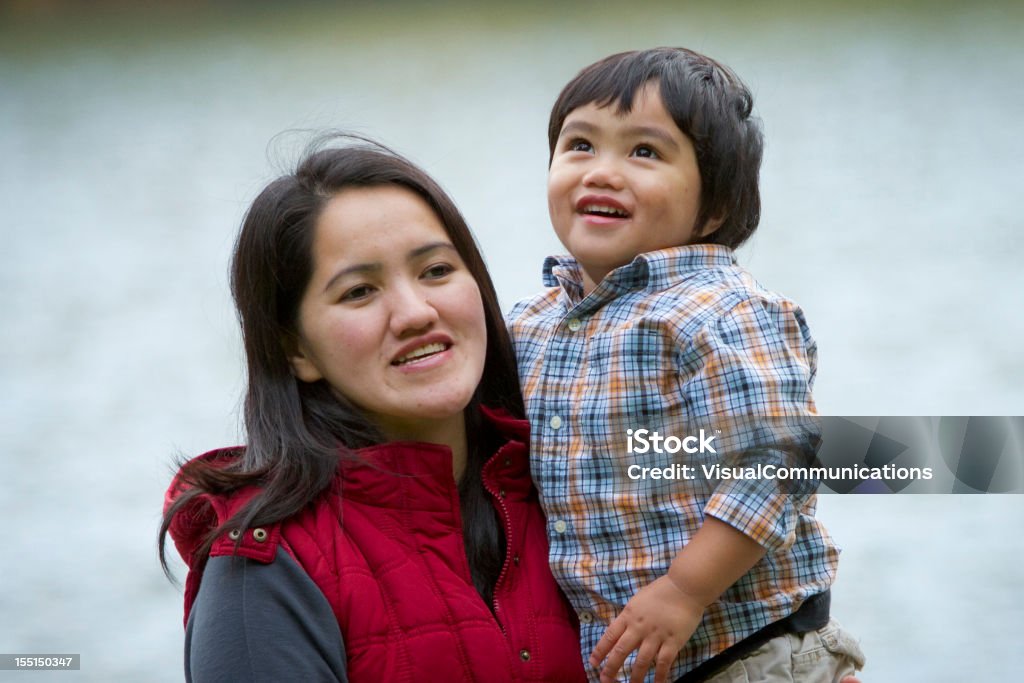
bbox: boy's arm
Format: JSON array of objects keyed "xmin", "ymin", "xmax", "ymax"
[
  {"xmin": 589, "ymin": 517, "xmax": 765, "ymax": 683},
  {"xmin": 690, "ymin": 295, "xmax": 820, "ymax": 550}
]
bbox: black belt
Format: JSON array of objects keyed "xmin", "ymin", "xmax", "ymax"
[{"xmin": 673, "ymin": 590, "xmax": 831, "ymax": 683}]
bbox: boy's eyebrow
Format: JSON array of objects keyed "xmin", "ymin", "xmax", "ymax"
[
  {"xmin": 558, "ymin": 120, "xmax": 598, "ymax": 139},
  {"xmin": 624, "ymin": 125, "xmax": 681, "ymax": 152},
  {"xmin": 322, "ymin": 241, "xmax": 457, "ymax": 293},
  {"xmin": 558, "ymin": 120, "xmax": 680, "ymax": 152}
]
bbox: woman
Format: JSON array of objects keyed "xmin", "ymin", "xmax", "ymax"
[{"xmin": 160, "ymin": 139, "xmax": 587, "ymax": 682}]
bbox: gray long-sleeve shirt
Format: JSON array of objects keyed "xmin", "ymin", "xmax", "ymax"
[{"xmin": 185, "ymin": 548, "xmax": 348, "ymax": 682}]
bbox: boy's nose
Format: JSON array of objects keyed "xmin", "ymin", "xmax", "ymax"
[{"xmin": 581, "ymin": 159, "xmax": 624, "ymax": 190}]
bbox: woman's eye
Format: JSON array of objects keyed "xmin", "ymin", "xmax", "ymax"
[
  {"xmin": 632, "ymin": 145, "xmax": 659, "ymax": 159},
  {"xmin": 423, "ymin": 263, "xmax": 454, "ymax": 279},
  {"xmin": 568, "ymin": 139, "xmax": 593, "ymax": 153},
  {"xmin": 340, "ymin": 284, "xmax": 375, "ymax": 302}
]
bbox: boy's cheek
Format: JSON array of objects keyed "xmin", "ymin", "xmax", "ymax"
[
  {"xmin": 547, "ymin": 173, "xmax": 576, "ymax": 219},
  {"xmin": 547, "ymin": 158, "xmax": 577, "ymax": 190},
  {"xmin": 548, "ymin": 205, "xmax": 574, "ymax": 242}
]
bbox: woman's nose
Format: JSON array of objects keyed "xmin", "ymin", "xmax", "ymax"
[{"xmin": 388, "ymin": 282, "xmax": 439, "ymax": 336}]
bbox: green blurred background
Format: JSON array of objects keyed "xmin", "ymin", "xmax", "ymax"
[{"xmin": 1, "ymin": 1, "xmax": 1022, "ymax": 680}]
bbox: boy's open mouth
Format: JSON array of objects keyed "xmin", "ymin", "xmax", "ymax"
[
  {"xmin": 576, "ymin": 195, "xmax": 631, "ymax": 220},
  {"xmin": 580, "ymin": 204, "xmax": 630, "ymax": 218}
]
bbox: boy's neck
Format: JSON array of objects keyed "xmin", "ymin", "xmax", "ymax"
[
  {"xmin": 581, "ymin": 270, "xmax": 602, "ymax": 296},
  {"xmin": 578, "ymin": 261, "xmax": 620, "ymax": 295}
]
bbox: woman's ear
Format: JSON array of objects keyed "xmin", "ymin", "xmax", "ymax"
[{"xmin": 285, "ymin": 336, "xmax": 324, "ymax": 383}]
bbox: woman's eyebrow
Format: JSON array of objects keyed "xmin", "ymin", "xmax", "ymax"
[
  {"xmin": 322, "ymin": 242, "xmax": 457, "ymax": 293},
  {"xmin": 323, "ymin": 263, "xmax": 380, "ymax": 293},
  {"xmin": 408, "ymin": 241, "xmax": 457, "ymax": 260}
]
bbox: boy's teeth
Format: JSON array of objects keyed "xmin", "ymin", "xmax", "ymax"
[
  {"xmin": 583, "ymin": 204, "xmax": 627, "ymax": 217},
  {"xmin": 395, "ymin": 342, "xmax": 447, "ymax": 364}
]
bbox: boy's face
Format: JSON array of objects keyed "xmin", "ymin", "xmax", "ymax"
[{"xmin": 548, "ymin": 83, "xmax": 713, "ymax": 294}]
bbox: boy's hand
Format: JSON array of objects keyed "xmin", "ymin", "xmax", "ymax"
[{"xmin": 589, "ymin": 573, "xmax": 704, "ymax": 683}]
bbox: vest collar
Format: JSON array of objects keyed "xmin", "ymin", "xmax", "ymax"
[{"xmin": 341, "ymin": 406, "xmax": 531, "ymax": 510}]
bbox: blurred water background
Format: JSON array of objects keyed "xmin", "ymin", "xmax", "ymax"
[{"xmin": 1, "ymin": 1, "xmax": 1022, "ymax": 680}]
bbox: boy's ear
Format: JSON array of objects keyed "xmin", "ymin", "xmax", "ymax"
[
  {"xmin": 697, "ymin": 214, "xmax": 726, "ymax": 239},
  {"xmin": 285, "ymin": 336, "xmax": 324, "ymax": 383}
]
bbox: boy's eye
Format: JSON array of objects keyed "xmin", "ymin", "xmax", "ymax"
[
  {"xmin": 632, "ymin": 145, "xmax": 659, "ymax": 159},
  {"xmin": 340, "ymin": 284, "xmax": 375, "ymax": 302},
  {"xmin": 567, "ymin": 138, "xmax": 594, "ymax": 153},
  {"xmin": 422, "ymin": 263, "xmax": 454, "ymax": 279}
]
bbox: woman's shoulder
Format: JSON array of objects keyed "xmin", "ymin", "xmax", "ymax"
[
  {"xmin": 164, "ymin": 446, "xmax": 248, "ymax": 520},
  {"xmin": 164, "ymin": 446, "xmax": 282, "ymax": 569}
]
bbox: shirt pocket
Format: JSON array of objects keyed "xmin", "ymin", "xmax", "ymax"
[{"xmin": 580, "ymin": 326, "xmax": 683, "ymax": 439}]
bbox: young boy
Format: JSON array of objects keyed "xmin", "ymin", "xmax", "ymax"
[{"xmin": 508, "ymin": 48, "xmax": 865, "ymax": 683}]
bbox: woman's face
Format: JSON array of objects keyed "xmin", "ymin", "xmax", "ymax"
[{"xmin": 288, "ymin": 185, "xmax": 488, "ymax": 443}]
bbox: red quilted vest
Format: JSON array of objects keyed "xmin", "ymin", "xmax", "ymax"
[{"xmin": 168, "ymin": 408, "xmax": 586, "ymax": 682}]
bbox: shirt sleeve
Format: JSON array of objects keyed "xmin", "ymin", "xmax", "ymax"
[
  {"xmin": 680, "ymin": 295, "xmax": 820, "ymax": 552},
  {"xmin": 185, "ymin": 548, "xmax": 348, "ymax": 683}
]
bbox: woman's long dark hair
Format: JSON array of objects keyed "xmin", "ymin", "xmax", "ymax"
[{"xmin": 159, "ymin": 135, "xmax": 524, "ymax": 604}]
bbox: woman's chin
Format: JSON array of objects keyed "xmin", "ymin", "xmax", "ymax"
[{"xmin": 371, "ymin": 391, "xmax": 477, "ymax": 442}]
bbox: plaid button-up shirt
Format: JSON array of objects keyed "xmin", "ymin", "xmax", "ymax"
[{"xmin": 507, "ymin": 245, "xmax": 839, "ymax": 682}]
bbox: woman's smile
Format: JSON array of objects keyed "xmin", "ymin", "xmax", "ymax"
[{"xmin": 391, "ymin": 335, "xmax": 452, "ymax": 367}]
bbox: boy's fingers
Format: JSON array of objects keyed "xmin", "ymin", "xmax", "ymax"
[
  {"xmin": 601, "ymin": 634, "xmax": 641, "ymax": 683},
  {"xmin": 589, "ymin": 618, "xmax": 626, "ymax": 667},
  {"xmin": 653, "ymin": 643, "xmax": 677, "ymax": 683},
  {"xmin": 629, "ymin": 640, "xmax": 659, "ymax": 683}
]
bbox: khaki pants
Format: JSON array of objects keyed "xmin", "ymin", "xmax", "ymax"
[{"xmin": 704, "ymin": 619, "xmax": 866, "ymax": 683}]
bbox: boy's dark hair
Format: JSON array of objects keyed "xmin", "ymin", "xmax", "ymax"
[{"xmin": 548, "ymin": 47, "xmax": 764, "ymax": 249}]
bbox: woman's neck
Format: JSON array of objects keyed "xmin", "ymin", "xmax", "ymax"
[{"xmin": 378, "ymin": 412, "xmax": 468, "ymax": 483}]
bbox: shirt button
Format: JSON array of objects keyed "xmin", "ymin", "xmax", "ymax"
[
  {"xmin": 579, "ymin": 610, "xmax": 595, "ymax": 624},
  {"xmin": 519, "ymin": 649, "xmax": 531, "ymax": 661},
  {"xmin": 499, "ymin": 488, "xmax": 506, "ymax": 498},
  {"xmin": 513, "ymin": 554, "xmax": 520, "ymax": 565},
  {"xmin": 549, "ymin": 415, "xmax": 562, "ymax": 430},
  {"xmin": 553, "ymin": 520, "xmax": 567, "ymax": 533},
  {"xmin": 567, "ymin": 318, "xmax": 582, "ymax": 332}
]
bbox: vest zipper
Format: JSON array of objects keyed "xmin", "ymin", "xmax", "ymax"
[{"xmin": 484, "ymin": 443, "xmax": 517, "ymax": 637}]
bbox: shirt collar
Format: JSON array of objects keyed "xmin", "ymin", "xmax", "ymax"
[{"xmin": 542, "ymin": 244, "xmax": 737, "ymax": 303}]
